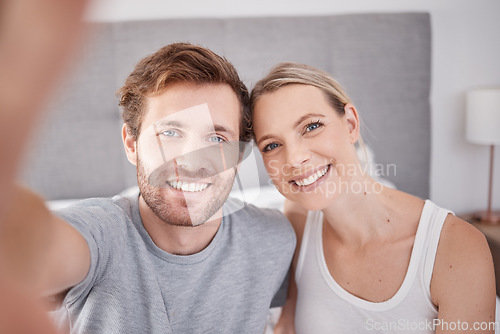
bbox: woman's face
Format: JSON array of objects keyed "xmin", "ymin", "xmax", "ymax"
[{"xmin": 253, "ymin": 84, "xmax": 360, "ymax": 211}]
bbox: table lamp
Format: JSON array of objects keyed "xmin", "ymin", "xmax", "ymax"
[{"xmin": 466, "ymin": 87, "xmax": 500, "ymax": 224}]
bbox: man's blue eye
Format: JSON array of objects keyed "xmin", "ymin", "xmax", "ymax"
[
  {"xmin": 263, "ymin": 143, "xmax": 279, "ymax": 152},
  {"xmin": 161, "ymin": 130, "xmax": 178, "ymax": 137},
  {"xmin": 208, "ymin": 136, "xmax": 224, "ymax": 143}
]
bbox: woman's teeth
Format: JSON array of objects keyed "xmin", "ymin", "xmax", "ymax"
[
  {"xmin": 166, "ymin": 181, "xmax": 209, "ymax": 192},
  {"xmin": 295, "ymin": 165, "xmax": 329, "ymax": 186}
]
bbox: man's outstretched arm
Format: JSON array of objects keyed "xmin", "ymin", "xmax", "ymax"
[
  {"xmin": 0, "ymin": 0, "xmax": 89, "ymax": 332},
  {"xmin": 0, "ymin": 184, "xmax": 91, "ymax": 298},
  {"xmin": 0, "ymin": 0, "xmax": 88, "ymax": 219}
]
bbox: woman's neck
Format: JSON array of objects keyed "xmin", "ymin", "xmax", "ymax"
[{"xmin": 321, "ymin": 177, "xmax": 406, "ymax": 248}]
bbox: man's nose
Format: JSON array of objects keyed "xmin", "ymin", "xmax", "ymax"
[{"xmin": 173, "ymin": 138, "xmax": 213, "ymax": 172}]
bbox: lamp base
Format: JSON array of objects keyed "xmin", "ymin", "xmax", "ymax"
[{"xmin": 471, "ymin": 211, "xmax": 500, "ymax": 225}]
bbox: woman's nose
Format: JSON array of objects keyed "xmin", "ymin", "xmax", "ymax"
[{"xmin": 285, "ymin": 141, "xmax": 311, "ymax": 168}]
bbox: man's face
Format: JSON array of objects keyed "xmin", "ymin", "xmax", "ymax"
[{"xmin": 132, "ymin": 82, "xmax": 241, "ymax": 227}]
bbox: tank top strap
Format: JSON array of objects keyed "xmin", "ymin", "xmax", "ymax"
[
  {"xmin": 420, "ymin": 200, "xmax": 454, "ymax": 301},
  {"xmin": 295, "ymin": 210, "xmax": 323, "ymax": 284}
]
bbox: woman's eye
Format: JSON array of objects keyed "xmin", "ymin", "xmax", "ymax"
[
  {"xmin": 305, "ymin": 121, "xmax": 322, "ymax": 132},
  {"xmin": 263, "ymin": 142, "xmax": 279, "ymax": 152}
]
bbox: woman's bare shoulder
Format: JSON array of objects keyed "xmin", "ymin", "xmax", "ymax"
[
  {"xmin": 439, "ymin": 214, "xmax": 490, "ymax": 259},
  {"xmin": 431, "ymin": 214, "xmax": 494, "ymax": 306}
]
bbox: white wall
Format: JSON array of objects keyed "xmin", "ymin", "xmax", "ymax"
[{"xmin": 85, "ymin": 0, "xmax": 500, "ymax": 214}]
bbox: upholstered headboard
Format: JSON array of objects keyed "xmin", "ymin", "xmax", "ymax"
[{"xmin": 21, "ymin": 13, "xmax": 431, "ymax": 201}]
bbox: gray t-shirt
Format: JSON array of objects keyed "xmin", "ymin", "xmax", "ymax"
[{"xmin": 53, "ymin": 193, "xmax": 295, "ymax": 334}]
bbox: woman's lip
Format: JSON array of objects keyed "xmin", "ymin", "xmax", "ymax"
[
  {"xmin": 289, "ymin": 164, "xmax": 332, "ymax": 192},
  {"xmin": 289, "ymin": 164, "xmax": 331, "ymax": 183}
]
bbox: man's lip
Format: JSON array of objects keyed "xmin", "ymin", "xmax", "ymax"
[
  {"xmin": 288, "ymin": 164, "xmax": 332, "ymax": 183},
  {"xmin": 166, "ymin": 178, "xmax": 212, "ymax": 183},
  {"xmin": 165, "ymin": 180, "xmax": 212, "ymax": 193}
]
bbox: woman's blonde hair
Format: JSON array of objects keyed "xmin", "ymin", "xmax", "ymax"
[
  {"xmin": 249, "ymin": 62, "xmax": 368, "ymax": 165},
  {"xmin": 250, "ymin": 62, "xmax": 350, "ymax": 116}
]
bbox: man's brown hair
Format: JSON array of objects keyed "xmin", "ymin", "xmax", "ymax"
[{"xmin": 117, "ymin": 42, "xmax": 251, "ymax": 142}]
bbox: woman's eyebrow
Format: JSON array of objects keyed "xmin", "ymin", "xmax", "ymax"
[
  {"xmin": 256, "ymin": 113, "xmax": 327, "ymax": 146},
  {"xmin": 293, "ymin": 113, "xmax": 326, "ymax": 128},
  {"xmin": 256, "ymin": 134, "xmax": 274, "ymax": 147}
]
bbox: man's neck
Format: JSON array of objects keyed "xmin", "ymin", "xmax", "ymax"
[{"xmin": 138, "ymin": 196, "xmax": 222, "ymax": 255}]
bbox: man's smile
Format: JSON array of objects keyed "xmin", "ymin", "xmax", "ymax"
[{"xmin": 165, "ymin": 180, "xmax": 211, "ymax": 192}]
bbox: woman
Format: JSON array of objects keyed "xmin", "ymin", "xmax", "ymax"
[{"xmin": 250, "ymin": 62, "xmax": 496, "ymax": 333}]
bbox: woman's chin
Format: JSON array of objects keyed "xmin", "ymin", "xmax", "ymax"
[
  {"xmin": 298, "ymin": 199, "xmax": 330, "ymax": 212},
  {"xmin": 277, "ymin": 187, "xmax": 335, "ymax": 212}
]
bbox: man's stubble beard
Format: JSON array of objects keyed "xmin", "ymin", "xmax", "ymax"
[{"xmin": 136, "ymin": 155, "xmax": 235, "ymax": 227}]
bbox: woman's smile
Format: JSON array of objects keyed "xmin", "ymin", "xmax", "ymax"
[{"xmin": 289, "ymin": 164, "xmax": 331, "ymax": 190}]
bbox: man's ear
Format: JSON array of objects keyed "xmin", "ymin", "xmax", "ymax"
[
  {"xmin": 343, "ymin": 103, "xmax": 360, "ymax": 144},
  {"xmin": 122, "ymin": 124, "xmax": 137, "ymax": 166}
]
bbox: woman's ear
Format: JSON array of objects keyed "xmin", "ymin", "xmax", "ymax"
[
  {"xmin": 122, "ymin": 124, "xmax": 138, "ymax": 166},
  {"xmin": 343, "ymin": 103, "xmax": 360, "ymax": 144}
]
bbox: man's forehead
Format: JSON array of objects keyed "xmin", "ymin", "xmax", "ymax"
[
  {"xmin": 146, "ymin": 82, "xmax": 238, "ymax": 115},
  {"xmin": 153, "ymin": 103, "xmax": 213, "ymax": 126}
]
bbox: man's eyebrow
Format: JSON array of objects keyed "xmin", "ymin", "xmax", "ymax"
[
  {"xmin": 153, "ymin": 120, "xmax": 237, "ymax": 138},
  {"xmin": 213, "ymin": 125, "xmax": 237, "ymax": 138},
  {"xmin": 154, "ymin": 119, "xmax": 185, "ymax": 129}
]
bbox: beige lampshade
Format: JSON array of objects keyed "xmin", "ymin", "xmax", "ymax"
[{"xmin": 466, "ymin": 88, "xmax": 500, "ymax": 145}]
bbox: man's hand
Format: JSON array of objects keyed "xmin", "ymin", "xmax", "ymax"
[{"xmin": 0, "ymin": 0, "xmax": 88, "ymax": 220}]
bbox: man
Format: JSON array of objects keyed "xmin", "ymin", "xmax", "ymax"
[{"xmin": 1, "ymin": 42, "xmax": 295, "ymax": 333}]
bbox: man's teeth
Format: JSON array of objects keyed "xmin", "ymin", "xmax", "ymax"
[
  {"xmin": 167, "ymin": 181, "xmax": 209, "ymax": 192},
  {"xmin": 295, "ymin": 166, "xmax": 329, "ymax": 186}
]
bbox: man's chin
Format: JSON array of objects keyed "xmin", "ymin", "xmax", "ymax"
[
  {"xmin": 164, "ymin": 210, "xmax": 222, "ymax": 227},
  {"xmin": 162, "ymin": 188, "xmax": 227, "ymax": 224},
  {"xmin": 138, "ymin": 171, "xmax": 233, "ymax": 227},
  {"xmin": 154, "ymin": 195, "xmax": 221, "ymax": 223}
]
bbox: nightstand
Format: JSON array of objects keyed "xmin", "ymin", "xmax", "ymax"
[{"xmin": 460, "ymin": 213, "xmax": 500, "ymax": 295}]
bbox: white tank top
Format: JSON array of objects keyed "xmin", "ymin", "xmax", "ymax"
[{"xmin": 295, "ymin": 200, "xmax": 452, "ymax": 333}]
